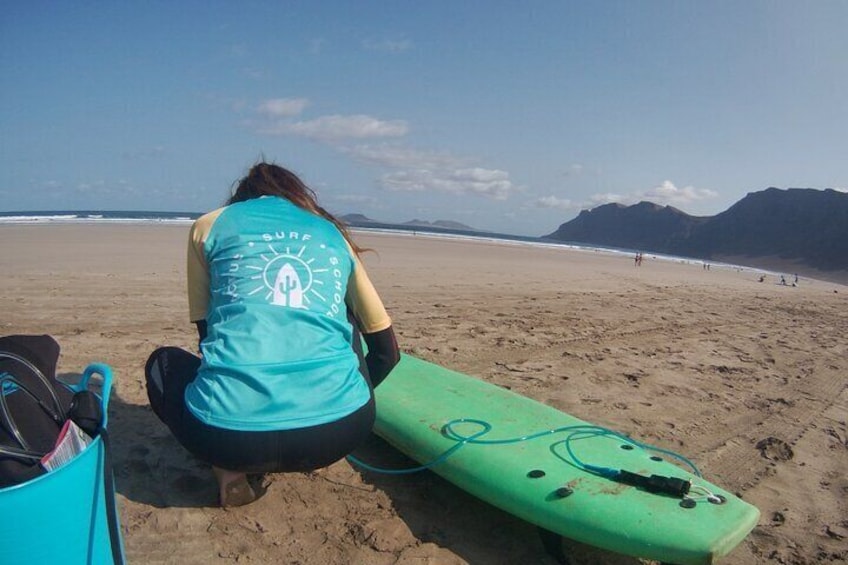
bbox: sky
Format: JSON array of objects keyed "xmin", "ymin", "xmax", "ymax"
[{"xmin": 1, "ymin": 1, "xmax": 846, "ymax": 236}]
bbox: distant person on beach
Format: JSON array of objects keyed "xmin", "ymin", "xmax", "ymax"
[{"xmin": 145, "ymin": 161, "xmax": 400, "ymax": 507}]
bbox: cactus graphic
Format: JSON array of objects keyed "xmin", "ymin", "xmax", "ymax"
[{"xmin": 272, "ymin": 263, "xmax": 305, "ymax": 308}]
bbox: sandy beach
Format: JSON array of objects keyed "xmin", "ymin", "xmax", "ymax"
[{"xmin": 1, "ymin": 223, "xmax": 846, "ymax": 565}]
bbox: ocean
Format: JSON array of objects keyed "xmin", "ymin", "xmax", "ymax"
[
  {"xmin": 0, "ymin": 210, "xmax": 200, "ymax": 225},
  {"xmin": 0, "ymin": 209, "xmax": 637, "ymax": 255},
  {"xmin": 0, "ymin": 209, "xmax": 606, "ymax": 245}
]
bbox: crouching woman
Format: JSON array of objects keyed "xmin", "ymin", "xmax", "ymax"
[{"xmin": 145, "ymin": 162, "xmax": 399, "ymax": 506}]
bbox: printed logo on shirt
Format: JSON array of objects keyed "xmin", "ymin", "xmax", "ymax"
[{"xmin": 221, "ymin": 230, "xmax": 346, "ymax": 317}]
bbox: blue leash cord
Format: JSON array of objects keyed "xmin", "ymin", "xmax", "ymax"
[
  {"xmin": 347, "ymin": 418, "xmax": 702, "ymax": 479},
  {"xmin": 346, "ymin": 419, "xmax": 494, "ymax": 475}
]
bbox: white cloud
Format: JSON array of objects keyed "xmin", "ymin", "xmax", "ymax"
[
  {"xmin": 246, "ymin": 105, "xmax": 517, "ymax": 203},
  {"xmin": 381, "ymin": 167, "xmax": 514, "ymax": 200},
  {"xmin": 343, "ymin": 144, "xmax": 469, "ymax": 169},
  {"xmin": 362, "ymin": 38, "xmax": 413, "ymax": 53},
  {"xmin": 229, "ymin": 44, "xmax": 248, "ymax": 57},
  {"xmin": 563, "ymin": 164, "xmax": 584, "ymax": 177},
  {"xmin": 243, "ymin": 67, "xmax": 269, "ymax": 80},
  {"xmin": 639, "ymin": 180, "xmax": 717, "ymax": 205},
  {"xmin": 334, "ymin": 194, "xmax": 378, "ymax": 205},
  {"xmin": 589, "ymin": 192, "xmax": 628, "ymax": 206},
  {"xmin": 345, "ymin": 144, "xmax": 517, "ymax": 201},
  {"xmin": 121, "ymin": 146, "xmax": 167, "ymax": 161},
  {"xmin": 257, "ymin": 98, "xmax": 310, "ymax": 118},
  {"xmin": 257, "ymin": 114, "xmax": 408, "ymax": 141},
  {"xmin": 533, "ymin": 191, "xmax": 628, "ymax": 212},
  {"xmin": 309, "ymin": 38, "xmax": 325, "ymax": 55},
  {"xmin": 76, "ymin": 180, "xmax": 108, "ymax": 193},
  {"xmin": 534, "ymin": 195, "xmax": 574, "ymax": 210},
  {"xmin": 577, "ymin": 181, "xmax": 718, "ymax": 211}
]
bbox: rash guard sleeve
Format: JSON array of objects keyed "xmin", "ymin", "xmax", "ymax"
[
  {"xmin": 362, "ymin": 326, "xmax": 399, "ymax": 387},
  {"xmin": 346, "ymin": 254, "xmax": 392, "ymax": 334},
  {"xmin": 187, "ymin": 209, "xmax": 224, "ymax": 323},
  {"xmin": 346, "ymin": 252, "xmax": 399, "ymax": 386}
]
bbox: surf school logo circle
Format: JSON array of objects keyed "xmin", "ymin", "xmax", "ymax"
[
  {"xmin": 235, "ymin": 232, "xmax": 345, "ymax": 316},
  {"xmin": 263, "ymin": 253, "xmax": 312, "ymax": 308}
]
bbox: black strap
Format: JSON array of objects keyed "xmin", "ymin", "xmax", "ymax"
[
  {"xmin": 615, "ymin": 470, "xmax": 691, "ymax": 497},
  {"xmin": 99, "ymin": 428, "xmax": 125, "ymax": 565},
  {"xmin": 0, "ymin": 349, "xmax": 65, "ymax": 419}
]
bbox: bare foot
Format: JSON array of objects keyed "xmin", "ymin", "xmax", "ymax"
[{"xmin": 212, "ymin": 467, "xmax": 257, "ymax": 508}]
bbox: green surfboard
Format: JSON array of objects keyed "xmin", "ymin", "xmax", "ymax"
[{"xmin": 372, "ymin": 354, "xmax": 759, "ymax": 565}]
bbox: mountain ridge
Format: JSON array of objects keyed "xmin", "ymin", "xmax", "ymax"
[{"xmin": 545, "ymin": 187, "xmax": 848, "ymax": 275}]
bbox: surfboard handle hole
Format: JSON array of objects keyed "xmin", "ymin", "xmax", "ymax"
[
  {"xmin": 554, "ymin": 487, "xmax": 573, "ymax": 498},
  {"xmin": 650, "ymin": 456, "xmax": 663, "ymax": 461},
  {"xmin": 527, "ymin": 469, "xmax": 546, "ymax": 478},
  {"xmin": 620, "ymin": 444, "xmax": 635, "ymax": 450}
]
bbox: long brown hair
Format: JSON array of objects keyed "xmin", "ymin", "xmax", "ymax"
[{"xmin": 228, "ymin": 161, "xmax": 366, "ymax": 255}]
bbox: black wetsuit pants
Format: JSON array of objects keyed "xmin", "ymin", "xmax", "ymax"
[{"xmin": 144, "ymin": 346, "xmax": 375, "ymax": 473}]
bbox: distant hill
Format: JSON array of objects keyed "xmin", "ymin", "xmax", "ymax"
[
  {"xmin": 340, "ymin": 213, "xmax": 477, "ymax": 233},
  {"xmin": 545, "ymin": 188, "xmax": 848, "ymax": 274},
  {"xmin": 402, "ymin": 218, "xmax": 477, "ymax": 231},
  {"xmin": 340, "ymin": 213, "xmax": 378, "ymax": 225}
]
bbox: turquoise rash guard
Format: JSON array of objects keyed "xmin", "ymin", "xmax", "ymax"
[{"xmin": 184, "ymin": 197, "xmax": 375, "ymax": 432}]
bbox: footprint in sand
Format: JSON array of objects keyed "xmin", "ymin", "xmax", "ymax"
[{"xmin": 755, "ymin": 436, "xmax": 794, "ymax": 461}]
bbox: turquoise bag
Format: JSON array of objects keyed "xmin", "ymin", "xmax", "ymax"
[{"xmin": 0, "ymin": 363, "xmax": 125, "ymax": 565}]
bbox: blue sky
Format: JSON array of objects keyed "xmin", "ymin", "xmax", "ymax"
[{"xmin": 2, "ymin": 1, "xmax": 846, "ymax": 236}]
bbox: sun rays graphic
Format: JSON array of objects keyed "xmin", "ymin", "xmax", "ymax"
[{"xmin": 244, "ymin": 242, "xmax": 330, "ymax": 308}]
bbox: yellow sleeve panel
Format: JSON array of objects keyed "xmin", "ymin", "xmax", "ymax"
[
  {"xmin": 347, "ymin": 252, "xmax": 392, "ymax": 334},
  {"xmin": 187, "ymin": 208, "xmax": 225, "ymax": 322}
]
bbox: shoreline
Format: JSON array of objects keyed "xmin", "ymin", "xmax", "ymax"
[
  {"xmin": 357, "ymin": 227, "xmax": 848, "ymax": 286},
  {"xmin": 1, "ymin": 223, "xmax": 846, "ymax": 564},
  {"xmin": 3, "ymin": 218, "xmax": 846, "ymax": 286}
]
